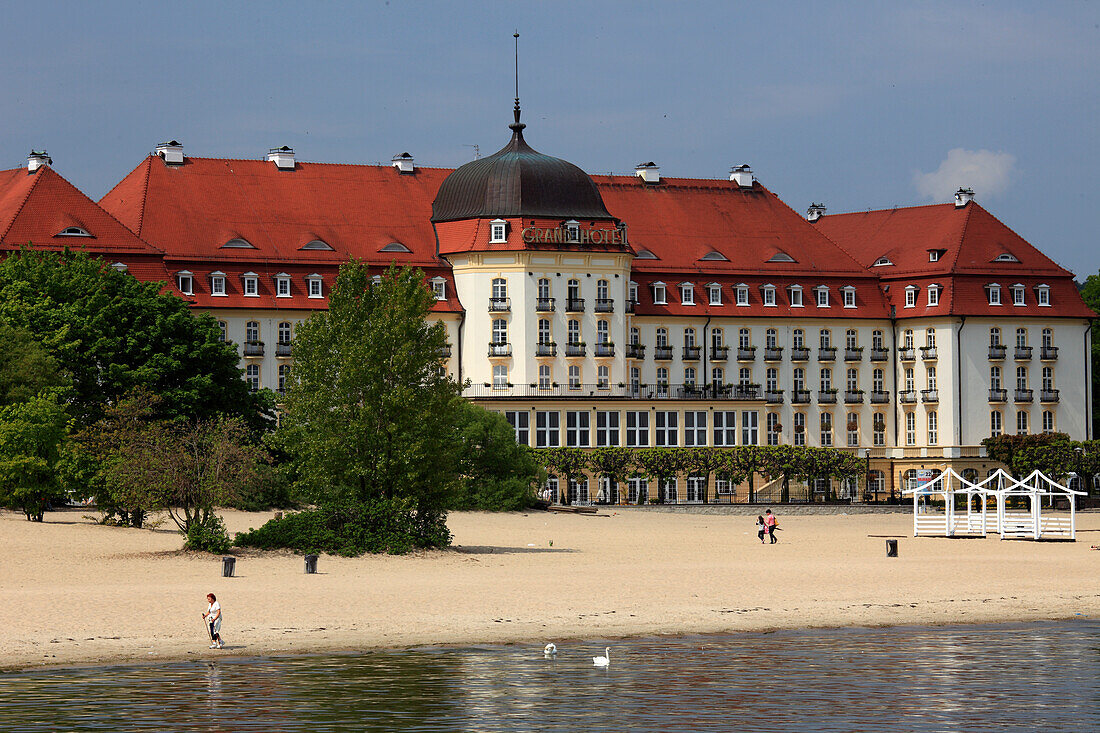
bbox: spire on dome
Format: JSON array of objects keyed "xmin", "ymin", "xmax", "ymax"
[{"xmin": 510, "ymin": 31, "xmax": 525, "ymax": 134}]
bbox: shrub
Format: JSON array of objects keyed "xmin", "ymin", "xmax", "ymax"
[
  {"xmin": 234, "ymin": 499, "xmax": 451, "ymax": 556},
  {"xmin": 185, "ymin": 514, "xmax": 232, "ymax": 554}
]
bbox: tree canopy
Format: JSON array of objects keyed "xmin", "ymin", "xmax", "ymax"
[{"xmin": 0, "ymin": 391, "xmax": 70, "ymax": 521}]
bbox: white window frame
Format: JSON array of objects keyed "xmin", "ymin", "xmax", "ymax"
[
  {"xmin": 761, "ymin": 284, "xmax": 777, "ymax": 307},
  {"xmin": 904, "ymin": 286, "xmax": 918, "ymax": 308},
  {"xmin": 685, "ymin": 411, "xmax": 707, "ymax": 447},
  {"xmin": 1036, "ymin": 284, "xmax": 1050, "ymax": 307},
  {"xmin": 535, "ymin": 411, "xmax": 560, "ymax": 448},
  {"xmin": 177, "ymin": 271, "xmax": 193, "ymax": 295},
  {"xmin": 242, "ymin": 272, "xmax": 259, "ymax": 297},
  {"xmin": 815, "ymin": 286, "xmax": 830, "ymax": 308},
  {"xmin": 626, "ymin": 411, "xmax": 649, "ymax": 447},
  {"xmin": 489, "ymin": 219, "xmax": 508, "ymax": 244},
  {"xmin": 652, "ymin": 282, "xmax": 667, "ymax": 305},
  {"xmin": 210, "ymin": 272, "xmax": 227, "ymax": 297},
  {"xmin": 987, "ymin": 283, "xmax": 1001, "ymax": 306},
  {"xmin": 275, "ymin": 274, "xmax": 291, "ymax": 298},
  {"xmin": 679, "ymin": 283, "xmax": 695, "ymax": 305},
  {"xmin": 655, "ymin": 411, "xmax": 679, "ymax": 447},
  {"xmin": 505, "ymin": 411, "xmax": 530, "ymax": 446},
  {"xmin": 431, "ymin": 277, "xmax": 447, "ymax": 300},
  {"xmin": 1012, "ymin": 284, "xmax": 1026, "ymax": 306},
  {"xmin": 307, "ymin": 274, "xmax": 323, "ymax": 298},
  {"xmin": 596, "ymin": 411, "xmax": 620, "ymax": 447},
  {"xmin": 927, "ymin": 284, "xmax": 940, "ymax": 307},
  {"xmin": 842, "ymin": 286, "xmax": 856, "ymax": 308},
  {"xmin": 713, "ymin": 411, "xmax": 738, "ymax": 447},
  {"xmin": 708, "ymin": 284, "xmax": 722, "ymax": 306},
  {"xmin": 736, "ymin": 284, "xmax": 749, "ymax": 306},
  {"xmin": 566, "ymin": 411, "xmax": 590, "ymax": 448},
  {"xmin": 788, "ymin": 285, "xmax": 803, "ymax": 307}
]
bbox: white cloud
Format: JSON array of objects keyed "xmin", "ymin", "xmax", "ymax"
[{"xmin": 914, "ymin": 148, "xmax": 1016, "ymax": 202}]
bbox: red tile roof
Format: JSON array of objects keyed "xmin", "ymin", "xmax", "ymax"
[{"xmin": 815, "ymin": 202, "xmax": 1094, "ymax": 318}]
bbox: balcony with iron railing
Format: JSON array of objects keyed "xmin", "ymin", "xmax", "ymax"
[
  {"xmin": 818, "ymin": 347, "xmax": 837, "ymax": 361},
  {"xmin": 764, "ymin": 346, "xmax": 783, "ymax": 361},
  {"xmin": 988, "ymin": 344, "xmax": 1007, "ymax": 359},
  {"xmin": 844, "ymin": 347, "xmax": 863, "ymax": 362},
  {"xmin": 682, "ymin": 346, "xmax": 701, "ymax": 361},
  {"xmin": 462, "ymin": 382, "xmax": 767, "ymax": 400},
  {"xmin": 488, "ymin": 342, "xmax": 512, "ymax": 357},
  {"xmin": 790, "ymin": 347, "xmax": 810, "ymax": 361},
  {"xmin": 737, "ymin": 346, "xmax": 757, "ymax": 361},
  {"xmin": 243, "ymin": 341, "xmax": 265, "ymax": 357},
  {"xmin": 921, "ymin": 389, "xmax": 939, "ymax": 403},
  {"xmin": 625, "ymin": 343, "xmax": 645, "ymax": 359},
  {"xmin": 818, "ymin": 389, "xmax": 838, "ymax": 404},
  {"xmin": 988, "ymin": 388, "xmax": 1008, "ymax": 402},
  {"xmin": 1041, "ymin": 346, "xmax": 1059, "ymax": 361},
  {"xmin": 710, "ymin": 345, "xmax": 729, "ymax": 361},
  {"xmin": 1014, "ymin": 388, "xmax": 1034, "ymax": 402},
  {"xmin": 438, "ymin": 343, "xmax": 452, "ymax": 359},
  {"xmin": 488, "ymin": 297, "xmax": 511, "ymax": 312},
  {"xmin": 870, "ymin": 390, "xmax": 890, "ymax": 404},
  {"xmin": 565, "ymin": 342, "xmax": 586, "ymax": 357},
  {"xmin": 535, "ymin": 341, "xmax": 557, "ymax": 357},
  {"xmin": 791, "ymin": 389, "xmax": 811, "ymax": 404},
  {"xmin": 594, "ymin": 298, "xmax": 614, "ymax": 313},
  {"xmin": 844, "ymin": 389, "xmax": 865, "ymax": 404},
  {"xmin": 654, "ymin": 345, "xmax": 674, "ymax": 360},
  {"xmin": 1040, "ymin": 389, "xmax": 1060, "ymax": 403},
  {"xmin": 1015, "ymin": 346, "xmax": 1033, "ymax": 360},
  {"xmin": 565, "ymin": 298, "xmax": 585, "ymax": 313},
  {"xmin": 535, "ymin": 297, "xmax": 555, "ymax": 312},
  {"xmin": 765, "ymin": 389, "xmax": 784, "ymax": 404},
  {"xmin": 899, "ymin": 390, "xmax": 917, "ymax": 403},
  {"xmin": 730, "ymin": 384, "xmax": 762, "ymax": 400},
  {"xmin": 595, "ymin": 342, "xmax": 615, "ymax": 358},
  {"xmin": 275, "ymin": 341, "xmax": 292, "ymax": 357},
  {"xmin": 869, "ymin": 347, "xmax": 889, "ymax": 362},
  {"xmin": 920, "ymin": 346, "xmax": 938, "ymax": 360}
]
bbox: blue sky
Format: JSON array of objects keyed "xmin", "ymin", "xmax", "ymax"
[{"xmin": 3, "ymin": 1, "xmax": 1097, "ymax": 277}]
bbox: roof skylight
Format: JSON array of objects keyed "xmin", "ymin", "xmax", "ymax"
[
  {"xmin": 699, "ymin": 250, "xmax": 729, "ymax": 261},
  {"xmin": 993, "ymin": 253, "xmax": 1019, "ymax": 263},
  {"xmin": 222, "ymin": 238, "xmax": 255, "ymax": 249},
  {"xmin": 301, "ymin": 239, "xmax": 334, "ymax": 251},
  {"xmin": 872, "ymin": 256, "xmax": 894, "ymax": 266},
  {"xmin": 379, "ymin": 242, "xmax": 412, "ymax": 253},
  {"xmin": 767, "ymin": 251, "xmax": 795, "ymax": 263},
  {"xmin": 635, "ymin": 249, "xmax": 658, "ymax": 260},
  {"xmin": 56, "ymin": 226, "xmax": 91, "ymax": 237}
]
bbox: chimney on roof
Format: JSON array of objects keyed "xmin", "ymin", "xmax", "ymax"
[
  {"xmin": 27, "ymin": 150, "xmax": 51, "ymax": 172},
  {"xmin": 730, "ymin": 164, "xmax": 753, "ymax": 188},
  {"xmin": 806, "ymin": 203, "xmax": 827, "ymax": 222},
  {"xmin": 155, "ymin": 141, "xmax": 184, "ymax": 165},
  {"xmin": 268, "ymin": 146, "xmax": 296, "ymax": 170},
  {"xmin": 954, "ymin": 187, "xmax": 975, "ymax": 208},
  {"xmin": 635, "ymin": 162, "xmax": 660, "ymax": 184},
  {"xmin": 392, "ymin": 152, "xmax": 415, "ymax": 173}
]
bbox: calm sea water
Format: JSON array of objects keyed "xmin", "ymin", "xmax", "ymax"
[{"xmin": 1, "ymin": 622, "xmax": 1097, "ymax": 732}]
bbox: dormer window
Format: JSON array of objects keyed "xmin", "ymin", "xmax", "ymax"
[
  {"xmin": 176, "ymin": 270, "xmax": 193, "ymax": 295},
  {"xmin": 564, "ymin": 220, "xmax": 580, "ymax": 243},
  {"xmin": 274, "ymin": 273, "xmax": 291, "ymax": 298},
  {"xmin": 1036, "ymin": 284, "xmax": 1050, "ymax": 306},
  {"xmin": 904, "ymin": 285, "xmax": 918, "ymax": 308},
  {"xmin": 987, "ymin": 283, "xmax": 1002, "ymax": 306},
  {"xmin": 489, "ymin": 219, "xmax": 508, "ymax": 244},
  {"xmin": 842, "ymin": 286, "xmax": 856, "ymax": 308},
  {"xmin": 761, "ymin": 284, "xmax": 776, "ymax": 307},
  {"xmin": 301, "ymin": 239, "xmax": 334, "ymax": 251},
  {"xmin": 431, "ymin": 277, "xmax": 447, "ymax": 300},
  {"xmin": 56, "ymin": 226, "xmax": 91, "ymax": 237},
  {"xmin": 635, "ymin": 249, "xmax": 658, "ymax": 259},
  {"xmin": 628, "ymin": 281, "xmax": 638, "ymax": 302},
  {"xmin": 680, "ymin": 283, "xmax": 695, "ymax": 305},
  {"xmin": 110, "ymin": 262, "xmax": 128, "ymax": 273},
  {"xmin": 223, "ymin": 238, "xmax": 255, "ymax": 249},
  {"xmin": 928, "ymin": 250, "xmax": 943, "ymax": 262},
  {"xmin": 735, "ymin": 284, "xmax": 749, "ymax": 306},
  {"xmin": 379, "ymin": 242, "xmax": 412, "ymax": 253},
  {"xmin": 700, "ymin": 250, "xmax": 729, "ymax": 262},
  {"xmin": 372, "ymin": 275, "xmax": 383, "ymax": 286},
  {"xmin": 814, "ymin": 286, "xmax": 830, "ymax": 308},
  {"xmin": 927, "ymin": 284, "xmax": 941, "ymax": 307},
  {"xmin": 993, "ymin": 253, "xmax": 1019, "ymax": 263},
  {"xmin": 767, "ymin": 251, "xmax": 795, "ymax": 263},
  {"xmin": 652, "ymin": 281, "xmax": 667, "ymax": 305},
  {"xmin": 788, "ymin": 285, "xmax": 803, "ymax": 307},
  {"xmin": 242, "ymin": 272, "xmax": 259, "ymax": 297},
  {"xmin": 708, "ymin": 283, "xmax": 723, "ymax": 306},
  {"xmin": 872, "ymin": 256, "xmax": 893, "ymax": 267},
  {"xmin": 306, "ymin": 274, "xmax": 323, "ymax": 298},
  {"xmin": 1012, "ymin": 284, "xmax": 1026, "ymax": 306},
  {"xmin": 210, "ymin": 271, "xmax": 227, "ymax": 297}
]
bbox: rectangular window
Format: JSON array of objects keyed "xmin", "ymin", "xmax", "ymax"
[
  {"xmin": 1037, "ymin": 287, "xmax": 1050, "ymax": 306},
  {"xmin": 905, "ymin": 412, "xmax": 916, "ymax": 445},
  {"xmin": 596, "ymin": 411, "xmax": 620, "ymax": 447},
  {"xmin": 843, "ymin": 288, "xmax": 856, "ymax": 308},
  {"xmin": 535, "ymin": 411, "xmax": 560, "ymax": 448},
  {"xmin": 244, "ymin": 277, "xmax": 258, "ymax": 296},
  {"xmin": 626, "ymin": 411, "xmax": 649, "ymax": 447},
  {"xmin": 988, "ymin": 285, "xmax": 1001, "ymax": 306},
  {"xmin": 1013, "ymin": 286, "xmax": 1025, "ymax": 306},
  {"xmin": 655, "ymin": 411, "xmax": 679, "ymax": 447},
  {"xmin": 432, "ymin": 280, "xmax": 446, "ymax": 300},
  {"xmin": 736, "ymin": 287, "xmax": 749, "ymax": 306},
  {"xmin": 177, "ymin": 274, "xmax": 193, "ymax": 295},
  {"xmin": 276, "ymin": 278, "xmax": 291, "ymax": 297},
  {"xmin": 873, "ymin": 413, "xmax": 885, "ymax": 447},
  {"xmin": 928, "ymin": 411, "xmax": 938, "ymax": 445},
  {"xmin": 741, "ymin": 411, "xmax": 759, "ymax": 445},
  {"xmin": 819, "ymin": 412, "xmax": 832, "ymax": 446},
  {"xmin": 905, "ymin": 288, "xmax": 917, "ymax": 308},
  {"xmin": 566, "ymin": 411, "xmax": 590, "ymax": 447},
  {"xmin": 680, "ymin": 284, "xmax": 694, "ymax": 305},
  {"xmin": 652, "ymin": 284, "xmax": 667, "ymax": 304},
  {"xmin": 505, "ymin": 411, "xmax": 529, "ymax": 446},
  {"xmin": 492, "ymin": 364, "xmax": 508, "ymax": 388},
  {"xmin": 991, "ymin": 410, "xmax": 1002, "ymax": 437},
  {"xmin": 1016, "ymin": 410, "xmax": 1029, "ymax": 435},
  {"xmin": 927, "ymin": 287, "xmax": 939, "ymax": 307},
  {"xmin": 211, "ymin": 276, "xmax": 226, "ymax": 296},
  {"xmin": 847, "ymin": 414, "xmax": 859, "ymax": 447},
  {"xmin": 709, "ymin": 285, "xmax": 722, "ymax": 306},
  {"xmin": 1042, "ymin": 410, "xmax": 1054, "ymax": 433},
  {"xmin": 816, "ymin": 287, "xmax": 829, "ymax": 307},
  {"xmin": 308, "ymin": 278, "xmax": 323, "ymax": 298},
  {"xmin": 762, "ymin": 286, "xmax": 776, "ymax": 306},
  {"xmin": 789, "ymin": 287, "xmax": 803, "ymax": 307},
  {"xmin": 685, "ymin": 411, "xmax": 707, "ymax": 446},
  {"xmin": 793, "ymin": 412, "xmax": 805, "ymax": 446},
  {"xmin": 713, "ymin": 411, "xmax": 737, "ymax": 447}
]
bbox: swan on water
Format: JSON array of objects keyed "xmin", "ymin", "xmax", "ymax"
[
  {"xmin": 544, "ymin": 643, "xmax": 557, "ymax": 657},
  {"xmin": 592, "ymin": 647, "xmax": 610, "ymax": 667}
]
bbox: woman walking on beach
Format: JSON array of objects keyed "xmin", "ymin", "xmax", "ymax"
[
  {"xmin": 203, "ymin": 593, "xmax": 223, "ymax": 649},
  {"xmin": 764, "ymin": 509, "xmax": 778, "ymax": 544},
  {"xmin": 756, "ymin": 515, "xmax": 766, "ymax": 544}
]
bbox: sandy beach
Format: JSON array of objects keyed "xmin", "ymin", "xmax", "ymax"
[{"xmin": 2, "ymin": 507, "xmax": 1098, "ymax": 672}]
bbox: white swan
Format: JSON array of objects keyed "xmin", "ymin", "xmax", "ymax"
[
  {"xmin": 543, "ymin": 643, "xmax": 557, "ymax": 657},
  {"xmin": 592, "ymin": 647, "xmax": 610, "ymax": 667}
]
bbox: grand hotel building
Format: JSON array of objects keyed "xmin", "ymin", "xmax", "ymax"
[{"xmin": 0, "ymin": 112, "xmax": 1093, "ymax": 502}]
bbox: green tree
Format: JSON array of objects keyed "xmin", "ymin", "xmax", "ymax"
[
  {"xmin": 451, "ymin": 401, "xmax": 539, "ymax": 510},
  {"xmin": 681, "ymin": 447, "xmax": 723, "ymax": 504},
  {"xmin": 634, "ymin": 448, "xmax": 687, "ymax": 503},
  {"xmin": 0, "ymin": 391, "xmax": 70, "ymax": 521},
  {"xmin": 0, "ymin": 323, "xmax": 67, "ymax": 406},
  {"xmin": 0, "ymin": 248, "xmax": 271, "ymax": 431},
  {"xmin": 588, "ymin": 447, "xmax": 637, "ymax": 504},
  {"xmin": 278, "ymin": 261, "xmax": 461, "ymax": 546},
  {"xmin": 757, "ymin": 446, "xmax": 801, "ymax": 503},
  {"xmin": 983, "ymin": 433, "xmax": 1075, "ymax": 479},
  {"xmin": 533, "ymin": 447, "xmax": 589, "ymax": 505}
]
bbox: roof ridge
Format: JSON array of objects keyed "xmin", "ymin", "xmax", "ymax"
[
  {"xmin": 945, "ymin": 202, "xmax": 971, "ymax": 272},
  {"xmin": 824, "ymin": 201, "xmax": 956, "ymax": 218},
  {"xmin": 760, "ymin": 186, "xmax": 868, "ymax": 272},
  {"xmin": 177, "ymin": 156, "xmax": 457, "ymax": 172},
  {"xmin": 46, "ymin": 163, "xmax": 165, "ymax": 255},
  {"xmin": 966, "ymin": 203, "xmax": 1072, "ymax": 277},
  {"xmin": 0, "ymin": 166, "xmax": 46, "ymax": 242}
]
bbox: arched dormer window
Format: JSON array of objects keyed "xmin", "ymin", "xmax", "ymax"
[
  {"xmin": 56, "ymin": 226, "xmax": 91, "ymax": 237},
  {"xmin": 634, "ymin": 249, "xmax": 658, "ymax": 260},
  {"xmin": 379, "ymin": 242, "xmax": 412, "ymax": 253},
  {"xmin": 767, "ymin": 251, "xmax": 795, "ymax": 263},
  {"xmin": 301, "ymin": 239, "xmax": 334, "ymax": 251},
  {"xmin": 872, "ymin": 256, "xmax": 893, "ymax": 267},
  {"xmin": 222, "ymin": 238, "xmax": 255, "ymax": 249},
  {"xmin": 700, "ymin": 250, "xmax": 729, "ymax": 262},
  {"xmin": 489, "ymin": 219, "xmax": 507, "ymax": 244}
]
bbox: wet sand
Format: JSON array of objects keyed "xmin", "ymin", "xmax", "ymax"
[{"xmin": 2, "ymin": 507, "xmax": 1097, "ymax": 671}]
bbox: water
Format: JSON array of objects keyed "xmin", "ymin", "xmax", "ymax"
[{"xmin": 2, "ymin": 622, "xmax": 1097, "ymax": 732}]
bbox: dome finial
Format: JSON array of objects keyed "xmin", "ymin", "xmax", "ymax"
[{"xmin": 510, "ymin": 31, "xmax": 525, "ymax": 133}]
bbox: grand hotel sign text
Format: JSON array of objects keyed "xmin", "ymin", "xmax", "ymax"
[{"xmin": 521, "ymin": 226, "xmax": 628, "ymax": 245}]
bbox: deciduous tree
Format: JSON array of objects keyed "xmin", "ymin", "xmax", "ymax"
[{"xmin": 0, "ymin": 391, "xmax": 70, "ymax": 521}]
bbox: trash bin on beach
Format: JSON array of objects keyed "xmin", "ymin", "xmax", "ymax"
[
  {"xmin": 886, "ymin": 539, "xmax": 898, "ymax": 557},
  {"xmin": 222, "ymin": 556, "xmax": 236, "ymax": 577},
  {"xmin": 304, "ymin": 554, "xmax": 318, "ymax": 574}
]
